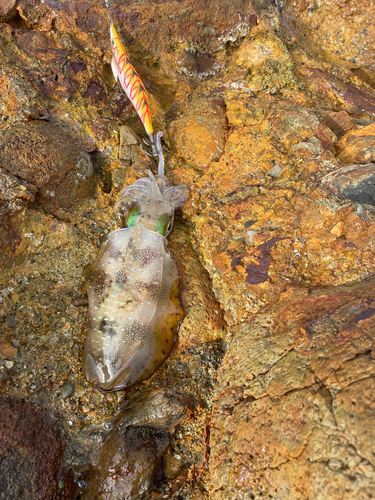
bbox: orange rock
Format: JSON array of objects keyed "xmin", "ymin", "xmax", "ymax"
[
  {"xmin": 0, "ymin": 342, "xmax": 16, "ymax": 359},
  {"xmin": 336, "ymin": 123, "xmax": 375, "ymax": 164},
  {"xmin": 324, "ymin": 111, "xmax": 354, "ymax": 137},
  {"xmin": 168, "ymin": 98, "xmax": 227, "ymax": 171},
  {"xmin": 281, "ymin": 0, "xmax": 375, "ymax": 69}
]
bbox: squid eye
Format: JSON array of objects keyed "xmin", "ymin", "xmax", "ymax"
[
  {"xmin": 167, "ymin": 220, "xmax": 173, "ymax": 233},
  {"xmin": 126, "ymin": 206, "xmax": 139, "ymax": 227},
  {"xmin": 157, "ymin": 214, "xmax": 169, "ymax": 235}
]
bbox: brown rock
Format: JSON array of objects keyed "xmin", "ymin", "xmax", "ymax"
[
  {"xmin": 0, "ymin": 168, "xmax": 37, "ymax": 217},
  {"xmin": 230, "ymin": 27, "xmax": 295, "ymax": 94},
  {"xmin": 163, "ymin": 447, "xmax": 185, "ymax": 480},
  {"xmin": 336, "ymin": 123, "xmax": 375, "ymax": 164},
  {"xmin": 320, "ymin": 163, "xmax": 375, "ymax": 206},
  {"xmin": 0, "ymin": 398, "xmax": 75, "ymax": 499},
  {"xmin": 82, "ymin": 388, "xmax": 186, "ymax": 500},
  {"xmin": 168, "ymin": 97, "xmax": 227, "ymax": 170},
  {"xmin": 210, "ymin": 278, "xmax": 375, "ymax": 498},
  {"xmin": 0, "ymin": 0, "xmax": 16, "ymax": 22},
  {"xmin": 324, "ymin": 111, "xmax": 354, "ymax": 137},
  {"xmin": 0, "ymin": 121, "xmax": 95, "ymax": 214},
  {"xmin": 298, "ymin": 66, "xmax": 375, "ymax": 119},
  {"xmin": 177, "ymin": 49, "xmax": 219, "ymax": 79},
  {"xmin": 114, "ymin": 388, "xmax": 188, "ymax": 431},
  {"xmin": 280, "ymin": 0, "xmax": 375, "ymax": 69},
  {"xmin": 83, "ymin": 426, "xmax": 166, "ymax": 500},
  {"xmin": 266, "ymin": 99, "xmax": 335, "ymax": 154},
  {"xmin": 351, "ymin": 67, "xmax": 375, "ymax": 91},
  {"xmin": 0, "ymin": 343, "xmax": 16, "ymax": 359},
  {"xmin": 0, "ymin": 25, "xmax": 48, "ymax": 126}
]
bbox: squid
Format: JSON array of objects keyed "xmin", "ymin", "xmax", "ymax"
[{"xmin": 83, "ymin": 3, "xmax": 189, "ymax": 390}]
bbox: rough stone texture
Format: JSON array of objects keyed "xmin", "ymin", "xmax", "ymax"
[
  {"xmin": 82, "ymin": 388, "xmax": 187, "ymax": 499},
  {"xmin": 0, "ymin": 169, "xmax": 37, "ymax": 217},
  {"xmin": 280, "ymin": 0, "xmax": 375, "ymax": 69},
  {"xmin": 0, "ymin": 121, "xmax": 95, "ymax": 215},
  {"xmin": 0, "ymin": 0, "xmax": 16, "ymax": 23},
  {"xmin": 336, "ymin": 123, "xmax": 375, "ymax": 163},
  {"xmin": 320, "ymin": 163, "xmax": 375, "ymax": 207},
  {"xmin": 0, "ymin": 399, "xmax": 76, "ymax": 499},
  {"xmin": 82, "ymin": 426, "xmax": 167, "ymax": 500},
  {"xmin": 296, "ymin": 65, "xmax": 375, "ymax": 121},
  {"xmin": 113, "ymin": 388, "xmax": 188, "ymax": 431},
  {"xmin": 0, "ymin": 0, "xmax": 375, "ymax": 498},
  {"xmin": 168, "ymin": 97, "xmax": 228, "ymax": 171},
  {"xmin": 324, "ymin": 110, "xmax": 354, "ymax": 137},
  {"xmin": 210, "ymin": 279, "xmax": 375, "ymax": 499}
]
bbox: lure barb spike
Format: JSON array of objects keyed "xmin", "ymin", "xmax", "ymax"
[{"xmin": 105, "ymin": 1, "xmax": 164, "ymax": 175}]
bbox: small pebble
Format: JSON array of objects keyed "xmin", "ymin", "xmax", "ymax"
[
  {"xmin": 61, "ymin": 381, "xmax": 75, "ymax": 399},
  {"xmin": 4, "ymin": 360, "xmax": 14, "ymax": 369},
  {"xmin": 267, "ymin": 165, "xmax": 282, "ymax": 178},
  {"xmin": 74, "ymin": 298, "xmax": 88, "ymax": 307},
  {"xmin": 247, "ymin": 230, "xmax": 257, "ymax": 244},
  {"xmin": 4, "ymin": 313, "xmax": 17, "ymax": 327}
]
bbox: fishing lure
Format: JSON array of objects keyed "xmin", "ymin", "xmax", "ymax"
[
  {"xmin": 83, "ymin": 4, "xmax": 189, "ymax": 391},
  {"xmin": 106, "ymin": 0, "xmax": 160, "ymax": 158}
]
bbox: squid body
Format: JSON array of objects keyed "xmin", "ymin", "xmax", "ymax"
[
  {"xmin": 83, "ymin": 174, "xmax": 189, "ymax": 390},
  {"xmin": 83, "ymin": 9, "xmax": 189, "ymax": 391}
]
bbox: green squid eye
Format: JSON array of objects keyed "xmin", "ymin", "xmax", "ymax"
[
  {"xmin": 157, "ymin": 214, "xmax": 169, "ymax": 235},
  {"xmin": 111, "ymin": 40, "xmax": 114, "ymax": 45},
  {"xmin": 126, "ymin": 206, "xmax": 139, "ymax": 227}
]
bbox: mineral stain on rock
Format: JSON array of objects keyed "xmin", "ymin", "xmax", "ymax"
[
  {"xmin": 0, "ymin": 0, "xmax": 375, "ymax": 498},
  {"xmin": 246, "ymin": 237, "xmax": 286, "ymax": 285}
]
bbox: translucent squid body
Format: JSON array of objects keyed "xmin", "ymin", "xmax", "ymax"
[
  {"xmin": 83, "ymin": 5, "xmax": 188, "ymax": 390},
  {"xmin": 83, "ymin": 173, "xmax": 189, "ymax": 390}
]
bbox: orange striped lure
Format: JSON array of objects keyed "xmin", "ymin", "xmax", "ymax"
[
  {"xmin": 110, "ymin": 23, "xmax": 153, "ymax": 136},
  {"xmin": 105, "ymin": 0, "xmax": 164, "ymax": 174}
]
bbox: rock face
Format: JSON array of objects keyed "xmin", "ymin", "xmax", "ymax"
[
  {"xmin": 0, "ymin": 0, "xmax": 375, "ymax": 498},
  {"xmin": 280, "ymin": 0, "xmax": 375, "ymax": 70},
  {"xmin": 0, "ymin": 121, "xmax": 95, "ymax": 215},
  {"xmin": 0, "ymin": 399, "xmax": 75, "ymax": 499},
  {"xmin": 82, "ymin": 388, "xmax": 188, "ymax": 500},
  {"xmin": 335, "ymin": 123, "xmax": 375, "ymax": 164},
  {"xmin": 210, "ymin": 279, "xmax": 375, "ymax": 498}
]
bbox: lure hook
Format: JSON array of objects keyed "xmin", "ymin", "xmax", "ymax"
[{"xmin": 143, "ymin": 131, "xmax": 164, "ymax": 176}]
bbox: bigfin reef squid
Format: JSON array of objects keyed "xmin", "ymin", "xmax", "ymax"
[{"xmin": 83, "ymin": 5, "xmax": 189, "ymax": 391}]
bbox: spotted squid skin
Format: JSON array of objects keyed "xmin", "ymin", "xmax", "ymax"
[{"xmin": 83, "ymin": 223, "xmax": 183, "ymax": 391}]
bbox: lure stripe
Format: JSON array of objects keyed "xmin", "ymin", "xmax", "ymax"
[{"xmin": 110, "ymin": 27, "xmax": 153, "ymax": 135}]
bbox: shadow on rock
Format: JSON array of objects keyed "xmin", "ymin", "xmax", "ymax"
[{"xmin": 81, "ymin": 387, "xmax": 188, "ymax": 500}]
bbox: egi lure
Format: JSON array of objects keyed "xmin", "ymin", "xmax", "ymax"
[{"xmin": 83, "ymin": 2, "xmax": 189, "ymax": 391}]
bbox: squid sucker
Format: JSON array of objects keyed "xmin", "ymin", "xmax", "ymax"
[{"xmin": 83, "ymin": 173, "xmax": 189, "ymax": 391}]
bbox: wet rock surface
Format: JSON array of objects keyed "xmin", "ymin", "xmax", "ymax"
[
  {"xmin": 0, "ymin": 121, "xmax": 95, "ymax": 215},
  {"xmin": 82, "ymin": 388, "xmax": 188, "ymax": 499},
  {"xmin": 210, "ymin": 278, "xmax": 375, "ymax": 499},
  {"xmin": 0, "ymin": 399, "xmax": 75, "ymax": 499},
  {"xmin": 0, "ymin": 0, "xmax": 375, "ymax": 498}
]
